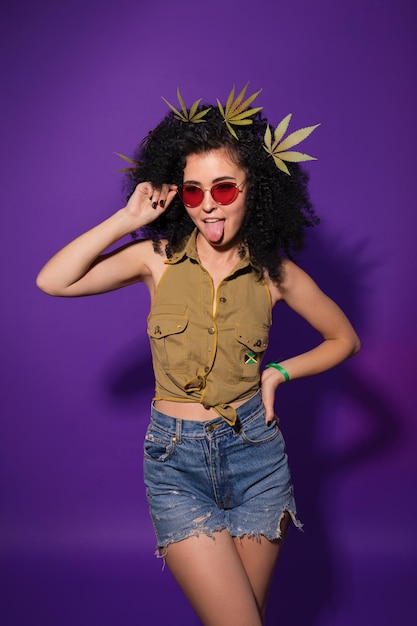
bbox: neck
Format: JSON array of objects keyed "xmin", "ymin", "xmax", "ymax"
[{"xmin": 196, "ymin": 232, "xmax": 242, "ymax": 265}]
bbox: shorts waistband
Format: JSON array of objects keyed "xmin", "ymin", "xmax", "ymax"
[{"xmin": 150, "ymin": 390, "xmax": 263, "ymax": 440}]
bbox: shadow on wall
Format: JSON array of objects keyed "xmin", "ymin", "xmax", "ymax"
[
  {"xmin": 265, "ymin": 229, "xmax": 402, "ymax": 625},
  {"xmin": 102, "ymin": 228, "xmax": 402, "ymax": 626}
]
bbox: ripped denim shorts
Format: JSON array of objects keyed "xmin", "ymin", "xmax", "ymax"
[{"xmin": 143, "ymin": 390, "xmax": 302, "ymax": 550}]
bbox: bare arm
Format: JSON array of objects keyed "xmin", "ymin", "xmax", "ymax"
[
  {"xmin": 36, "ymin": 182, "xmax": 177, "ymax": 296},
  {"xmin": 261, "ymin": 260, "xmax": 360, "ymax": 422}
]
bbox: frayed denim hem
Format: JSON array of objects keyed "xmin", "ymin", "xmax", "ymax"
[{"xmin": 154, "ymin": 506, "xmax": 303, "ymax": 567}]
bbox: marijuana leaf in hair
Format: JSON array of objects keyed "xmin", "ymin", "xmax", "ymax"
[
  {"xmin": 217, "ymin": 83, "xmax": 263, "ymax": 140},
  {"xmin": 114, "ymin": 152, "xmax": 141, "ymax": 174},
  {"xmin": 161, "ymin": 87, "xmax": 211, "ymax": 123},
  {"xmin": 263, "ymin": 114, "xmax": 320, "ymax": 175}
]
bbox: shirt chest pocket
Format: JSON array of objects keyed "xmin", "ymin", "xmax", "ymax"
[
  {"xmin": 233, "ymin": 323, "xmax": 270, "ymax": 381},
  {"xmin": 148, "ymin": 312, "xmax": 189, "ymax": 373}
]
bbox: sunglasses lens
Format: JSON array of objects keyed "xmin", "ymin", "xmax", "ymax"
[
  {"xmin": 180, "ymin": 185, "xmax": 204, "ymax": 207},
  {"xmin": 211, "ymin": 182, "xmax": 238, "ymax": 205}
]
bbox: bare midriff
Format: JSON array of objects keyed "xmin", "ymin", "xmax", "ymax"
[{"xmin": 154, "ymin": 398, "xmax": 251, "ymax": 421}]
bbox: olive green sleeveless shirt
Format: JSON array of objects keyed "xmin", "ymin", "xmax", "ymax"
[{"xmin": 147, "ymin": 230, "xmax": 272, "ymax": 425}]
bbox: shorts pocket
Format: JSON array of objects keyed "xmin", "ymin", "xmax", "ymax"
[
  {"xmin": 144, "ymin": 428, "xmax": 176, "ymax": 462},
  {"xmin": 239, "ymin": 413, "xmax": 282, "ymax": 446}
]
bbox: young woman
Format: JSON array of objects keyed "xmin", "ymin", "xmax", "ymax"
[{"xmin": 37, "ymin": 86, "xmax": 360, "ymax": 626}]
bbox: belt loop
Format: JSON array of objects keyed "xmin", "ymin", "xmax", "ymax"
[{"xmin": 175, "ymin": 419, "xmax": 182, "ymax": 444}]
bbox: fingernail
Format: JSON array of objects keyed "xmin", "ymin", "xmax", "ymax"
[
  {"xmin": 159, "ymin": 200, "xmax": 165, "ymax": 207},
  {"xmin": 267, "ymin": 420, "xmax": 272, "ymax": 427},
  {"xmin": 149, "ymin": 196, "xmax": 153, "ymax": 202},
  {"xmin": 152, "ymin": 201, "xmax": 157, "ymax": 208}
]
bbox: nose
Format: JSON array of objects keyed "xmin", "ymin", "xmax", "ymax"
[{"xmin": 201, "ymin": 188, "xmax": 216, "ymax": 213}]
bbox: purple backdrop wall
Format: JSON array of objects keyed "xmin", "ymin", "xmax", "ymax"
[{"xmin": 1, "ymin": 1, "xmax": 416, "ymax": 624}]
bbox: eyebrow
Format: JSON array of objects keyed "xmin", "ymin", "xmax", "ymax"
[{"xmin": 182, "ymin": 176, "xmax": 237, "ymax": 185}]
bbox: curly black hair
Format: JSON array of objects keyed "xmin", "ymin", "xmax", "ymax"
[{"xmin": 125, "ymin": 106, "xmax": 319, "ymax": 283}]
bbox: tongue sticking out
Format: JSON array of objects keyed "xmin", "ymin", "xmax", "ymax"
[{"xmin": 205, "ymin": 220, "xmax": 225, "ymax": 243}]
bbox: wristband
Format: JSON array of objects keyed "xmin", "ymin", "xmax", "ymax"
[{"xmin": 265, "ymin": 362, "xmax": 290, "ymax": 382}]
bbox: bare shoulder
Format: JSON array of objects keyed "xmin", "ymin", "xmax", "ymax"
[
  {"xmin": 263, "ymin": 258, "xmax": 302, "ymax": 305},
  {"xmin": 271, "ymin": 258, "xmax": 330, "ymax": 306},
  {"xmin": 264, "ymin": 258, "xmax": 328, "ymax": 308},
  {"xmin": 278, "ymin": 259, "xmax": 315, "ymax": 294}
]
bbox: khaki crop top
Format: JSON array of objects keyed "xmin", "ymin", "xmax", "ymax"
[{"xmin": 147, "ymin": 230, "xmax": 272, "ymax": 425}]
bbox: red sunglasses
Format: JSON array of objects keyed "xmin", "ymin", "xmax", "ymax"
[{"xmin": 178, "ymin": 181, "xmax": 245, "ymax": 208}]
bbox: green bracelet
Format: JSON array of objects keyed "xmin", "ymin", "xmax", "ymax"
[{"xmin": 265, "ymin": 362, "xmax": 290, "ymax": 382}]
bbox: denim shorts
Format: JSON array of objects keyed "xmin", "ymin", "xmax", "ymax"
[{"xmin": 143, "ymin": 390, "xmax": 302, "ymax": 550}]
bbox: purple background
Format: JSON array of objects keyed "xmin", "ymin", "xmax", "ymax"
[{"xmin": 1, "ymin": 1, "xmax": 416, "ymax": 624}]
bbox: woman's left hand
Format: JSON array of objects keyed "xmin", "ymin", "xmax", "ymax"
[{"xmin": 260, "ymin": 367, "xmax": 286, "ymax": 426}]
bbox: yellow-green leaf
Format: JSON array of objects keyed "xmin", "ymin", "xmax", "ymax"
[
  {"xmin": 231, "ymin": 89, "xmax": 262, "ymax": 117},
  {"xmin": 216, "ymin": 99, "xmax": 225, "ymax": 117},
  {"xmin": 276, "ymin": 124, "xmax": 320, "ymax": 152},
  {"xmin": 226, "ymin": 121, "xmax": 239, "ymax": 140},
  {"xmin": 191, "ymin": 107, "xmax": 211, "ymax": 122},
  {"xmin": 224, "ymin": 85, "xmax": 237, "ymax": 113},
  {"xmin": 161, "ymin": 97, "xmax": 184, "ymax": 120},
  {"xmin": 273, "ymin": 156, "xmax": 290, "ymax": 175},
  {"xmin": 263, "ymin": 114, "xmax": 320, "ymax": 174},
  {"xmin": 114, "ymin": 152, "xmax": 139, "ymax": 165},
  {"xmin": 229, "ymin": 106, "xmax": 262, "ymax": 122},
  {"xmin": 227, "ymin": 82, "xmax": 248, "ymax": 115},
  {"xmin": 273, "ymin": 114, "xmax": 292, "ymax": 149},
  {"xmin": 177, "ymin": 87, "xmax": 187, "ymax": 116},
  {"xmin": 264, "ymin": 125, "xmax": 272, "ymax": 151},
  {"xmin": 231, "ymin": 119, "xmax": 253, "ymax": 126},
  {"xmin": 276, "ymin": 150, "xmax": 316, "ymax": 162},
  {"xmin": 189, "ymin": 98, "xmax": 202, "ymax": 119}
]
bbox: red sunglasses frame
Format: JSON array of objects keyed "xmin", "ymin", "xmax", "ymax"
[{"xmin": 178, "ymin": 181, "xmax": 246, "ymax": 208}]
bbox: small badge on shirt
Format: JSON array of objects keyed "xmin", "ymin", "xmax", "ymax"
[{"xmin": 245, "ymin": 351, "xmax": 258, "ymax": 365}]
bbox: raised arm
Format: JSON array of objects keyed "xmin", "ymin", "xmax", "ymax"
[
  {"xmin": 261, "ymin": 260, "xmax": 361, "ymax": 423},
  {"xmin": 36, "ymin": 182, "xmax": 177, "ymax": 297}
]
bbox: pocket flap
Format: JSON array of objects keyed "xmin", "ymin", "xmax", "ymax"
[
  {"xmin": 235, "ymin": 324, "xmax": 269, "ymax": 352},
  {"xmin": 148, "ymin": 315, "xmax": 189, "ymax": 339}
]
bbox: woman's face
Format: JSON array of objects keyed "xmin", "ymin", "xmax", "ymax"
[{"xmin": 182, "ymin": 149, "xmax": 248, "ymax": 250}]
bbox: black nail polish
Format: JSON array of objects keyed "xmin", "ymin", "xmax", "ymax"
[
  {"xmin": 159, "ymin": 200, "xmax": 165, "ymax": 207},
  {"xmin": 267, "ymin": 420, "xmax": 272, "ymax": 427},
  {"xmin": 152, "ymin": 201, "xmax": 157, "ymax": 208}
]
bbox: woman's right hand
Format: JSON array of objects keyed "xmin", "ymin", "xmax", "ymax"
[{"xmin": 123, "ymin": 182, "xmax": 178, "ymax": 229}]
